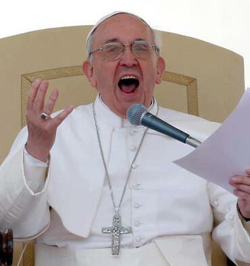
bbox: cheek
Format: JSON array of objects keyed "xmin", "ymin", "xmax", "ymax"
[
  {"xmin": 94, "ymin": 73, "xmax": 115, "ymax": 97},
  {"xmin": 94, "ymin": 64, "xmax": 116, "ymax": 88},
  {"xmin": 144, "ymin": 65, "xmax": 158, "ymax": 87}
]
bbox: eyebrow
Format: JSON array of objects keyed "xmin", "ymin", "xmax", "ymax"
[{"xmin": 104, "ymin": 38, "xmax": 120, "ymax": 44}]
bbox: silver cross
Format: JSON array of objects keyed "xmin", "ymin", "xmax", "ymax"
[{"xmin": 102, "ymin": 213, "xmax": 132, "ymax": 255}]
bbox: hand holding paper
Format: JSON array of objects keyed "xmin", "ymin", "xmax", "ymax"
[
  {"xmin": 229, "ymin": 169, "xmax": 250, "ymax": 219},
  {"xmin": 174, "ymin": 88, "xmax": 250, "ymax": 219}
]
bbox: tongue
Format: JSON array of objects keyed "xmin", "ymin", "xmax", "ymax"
[{"xmin": 120, "ymin": 84, "xmax": 136, "ymax": 93}]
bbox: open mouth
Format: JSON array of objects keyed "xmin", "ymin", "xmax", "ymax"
[{"xmin": 118, "ymin": 76, "xmax": 139, "ymax": 94}]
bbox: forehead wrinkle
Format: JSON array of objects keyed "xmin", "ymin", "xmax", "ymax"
[
  {"xmin": 104, "ymin": 38, "xmax": 149, "ymax": 45},
  {"xmin": 91, "ymin": 14, "xmax": 154, "ymax": 47}
]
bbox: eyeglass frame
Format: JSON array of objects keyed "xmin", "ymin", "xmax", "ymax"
[{"xmin": 88, "ymin": 40, "xmax": 160, "ymax": 61}]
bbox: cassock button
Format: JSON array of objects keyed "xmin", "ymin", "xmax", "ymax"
[
  {"xmin": 130, "ymin": 146, "xmax": 137, "ymax": 151},
  {"xmin": 134, "ymin": 221, "xmax": 141, "ymax": 227},
  {"xmin": 133, "ymin": 183, "xmax": 141, "ymax": 190},
  {"xmin": 134, "ymin": 203, "xmax": 140, "ymax": 209},
  {"xmin": 213, "ymin": 200, "xmax": 219, "ymax": 207},
  {"xmin": 132, "ymin": 163, "xmax": 138, "ymax": 169}
]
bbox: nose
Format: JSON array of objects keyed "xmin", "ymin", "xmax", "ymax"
[{"xmin": 119, "ymin": 45, "xmax": 138, "ymax": 67}]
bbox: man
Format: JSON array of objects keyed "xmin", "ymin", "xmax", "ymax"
[{"xmin": 0, "ymin": 11, "xmax": 250, "ymax": 266}]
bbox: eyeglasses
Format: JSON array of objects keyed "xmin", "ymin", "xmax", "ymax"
[{"xmin": 89, "ymin": 40, "xmax": 159, "ymax": 61}]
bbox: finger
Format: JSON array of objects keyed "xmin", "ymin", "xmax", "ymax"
[
  {"xmin": 230, "ymin": 175, "xmax": 250, "ymax": 185},
  {"xmin": 246, "ymin": 168, "xmax": 250, "ymax": 175},
  {"xmin": 238, "ymin": 198, "xmax": 247, "ymax": 208},
  {"xmin": 43, "ymin": 89, "xmax": 59, "ymax": 116},
  {"xmin": 53, "ymin": 105, "xmax": 74, "ymax": 127},
  {"xmin": 234, "ymin": 189, "xmax": 250, "ymax": 200},
  {"xmin": 232, "ymin": 183, "xmax": 250, "ymax": 194},
  {"xmin": 27, "ymin": 79, "xmax": 43, "ymax": 111},
  {"xmin": 33, "ymin": 80, "xmax": 49, "ymax": 111}
]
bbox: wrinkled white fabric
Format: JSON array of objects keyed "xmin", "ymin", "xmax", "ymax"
[{"xmin": 0, "ymin": 96, "xmax": 250, "ymax": 265}]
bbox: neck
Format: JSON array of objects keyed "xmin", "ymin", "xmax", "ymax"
[{"xmin": 98, "ymin": 95, "xmax": 154, "ymax": 119}]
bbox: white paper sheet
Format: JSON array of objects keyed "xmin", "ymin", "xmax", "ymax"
[{"xmin": 174, "ymin": 88, "xmax": 250, "ymax": 193}]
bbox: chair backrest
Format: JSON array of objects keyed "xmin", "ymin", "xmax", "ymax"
[{"xmin": 0, "ymin": 25, "xmax": 244, "ymax": 266}]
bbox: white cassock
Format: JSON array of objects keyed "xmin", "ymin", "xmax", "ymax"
[{"xmin": 0, "ymin": 96, "xmax": 250, "ymax": 266}]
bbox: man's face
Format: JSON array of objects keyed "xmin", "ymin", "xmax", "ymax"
[{"xmin": 83, "ymin": 14, "xmax": 165, "ymax": 118}]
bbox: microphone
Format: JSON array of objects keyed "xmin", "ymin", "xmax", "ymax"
[{"xmin": 127, "ymin": 104, "xmax": 201, "ymax": 148}]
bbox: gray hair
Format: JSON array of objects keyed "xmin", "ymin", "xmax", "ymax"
[{"xmin": 86, "ymin": 11, "xmax": 162, "ymax": 60}]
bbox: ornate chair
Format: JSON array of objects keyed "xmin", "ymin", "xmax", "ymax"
[{"xmin": 0, "ymin": 25, "xmax": 245, "ymax": 266}]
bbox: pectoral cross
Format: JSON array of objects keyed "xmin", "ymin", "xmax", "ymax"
[{"xmin": 102, "ymin": 213, "xmax": 132, "ymax": 255}]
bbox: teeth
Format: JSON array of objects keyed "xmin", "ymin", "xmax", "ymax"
[{"xmin": 121, "ymin": 75, "xmax": 137, "ymax": 80}]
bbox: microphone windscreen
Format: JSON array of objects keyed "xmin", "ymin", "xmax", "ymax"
[{"xmin": 127, "ymin": 104, "xmax": 147, "ymax": 125}]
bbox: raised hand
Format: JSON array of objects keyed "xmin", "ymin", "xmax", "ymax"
[
  {"xmin": 230, "ymin": 169, "xmax": 250, "ymax": 219},
  {"xmin": 26, "ymin": 79, "xmax": 74, "ymax": 162}
]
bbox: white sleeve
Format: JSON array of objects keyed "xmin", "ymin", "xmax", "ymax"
[
  {"xmin": 0, "ymin": 128, "xmax": 50, "ymax": 240},
  {"xmin": 208, "ymin": 182, "xmax": 250, "ymax": 265},
  {"xmin": 23, "ymin": 147, "xmax": 48, "ymax": 193}
]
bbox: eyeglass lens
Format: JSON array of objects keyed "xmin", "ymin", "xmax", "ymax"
[{"xmin": 102, "ymin": 41, "xmax": 155, "ymax": 60}]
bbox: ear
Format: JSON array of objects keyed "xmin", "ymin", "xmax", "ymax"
[
  {"xmin": 155, "ymin": 57, "xmax": 166, "ymax": 84},
  {"xmin": 82, "ymin": 60, "xmax": 97, "ymax": 87}
]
